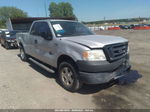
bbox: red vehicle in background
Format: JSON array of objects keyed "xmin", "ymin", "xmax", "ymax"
[
  {"xmin": 133, "ymin": 24, "xmax": 150, "ymax": 30},
  {"xmin": 108, "ymin": 27, "xmax": 121, "ymax": 30}
]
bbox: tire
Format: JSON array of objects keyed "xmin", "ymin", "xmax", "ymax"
[
  {"xmin": 20, "ymin": 45, "xmax": 29, "ymax": 61},
  {"xmin": 4, "ymin": 42, "xmax": 9, "ymax": 49},
  {"xmin": 58, "ymin": 61, "xmax": 82, "ymax": 92}
]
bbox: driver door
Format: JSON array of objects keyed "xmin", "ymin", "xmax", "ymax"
[{"xmin": 33, "ymin": 22, "xmax": 55, "ymax": 66}]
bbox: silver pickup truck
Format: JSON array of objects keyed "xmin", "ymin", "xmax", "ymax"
[{"xmin": 17, "ymin": 19, "xmax": 131, "ymax": 92}]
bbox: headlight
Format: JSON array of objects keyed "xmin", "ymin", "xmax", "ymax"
[
  {"xmin": 6, "ymin": 35, "xmax": 10, "ymax": 37},
  {"xmin": 83, "ymin": 50, "xmax": 106, "ymax": 61}
]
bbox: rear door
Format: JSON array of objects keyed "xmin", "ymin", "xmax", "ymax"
[{"xmin": 27, "ymin": 22, "xmax": 40, "ymax": 57}]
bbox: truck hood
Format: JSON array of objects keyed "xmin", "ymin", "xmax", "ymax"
[{"xmin": 62, "ymin": 35, "xmax": 128, "ymax": 48}]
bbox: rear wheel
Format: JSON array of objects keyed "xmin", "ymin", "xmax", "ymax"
[
  {"xmin": 58, "ymin": 61, "xmax": 82, "ymax": 92},
  {"xmin": 20, "ymin": 46, "xmax": 28, "ymax": 61}
]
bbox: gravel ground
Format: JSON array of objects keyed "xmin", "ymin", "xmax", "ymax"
[
  {"xmin": 0, "ymin": 30, "xmax": 150, "ymax": 109},
  {"xmin": 94, "ymin": 30, "xmax": 150, "ymax": 109}
]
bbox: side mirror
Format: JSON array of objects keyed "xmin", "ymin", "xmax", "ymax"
[{"xmin": 40, "ymin": 32, "xmax": 52, "ymax": 40}]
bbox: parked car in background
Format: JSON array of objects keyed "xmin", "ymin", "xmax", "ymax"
[
  {"xmin": 0, "ymin": 29, "xmax": 8, "ymax": 43},
  {"xmin": 0, "ymin": 30, "xmax": 2, "ymax": 43},
  {"xmin": 129, "ymin": 24, "xmax": 136, "ymax": 29},
  {"xmin": 1, "ymin": 30, "xmax": 19, "ymax": 49},
  {"xmin": 119, "ymin": 25, "xmax": 132, "ymax": 29}
]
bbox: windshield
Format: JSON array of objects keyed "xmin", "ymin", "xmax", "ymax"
[{"xmin": 51, "ymin": 21, "xmax": 94, "ymax": 37}]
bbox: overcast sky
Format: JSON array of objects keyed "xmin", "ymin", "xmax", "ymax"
[{"xmin": 0, "ymin": 0, "xmax": 150, "ymax": 22}]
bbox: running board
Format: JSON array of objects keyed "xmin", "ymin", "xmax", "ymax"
[{"xmin": 29, "ymin": 58, "xmax": 55, "ymax": 73}]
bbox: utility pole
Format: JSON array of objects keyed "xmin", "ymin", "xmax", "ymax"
[
  {"xmin": 104, "ymin": 17, "xmax": 106, "ymax": 23},
  {"xmin": 104, "ymin": 16, "xmax": 106, "ymax": 30},
  {"xmin": 44, "ymin": 0, "xmax": 48, "ymax": 17}
]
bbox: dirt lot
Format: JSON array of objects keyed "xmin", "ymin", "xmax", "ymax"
[{"xmin": 0, "ymin": 30, "xmax": 150, "ymax": 109}]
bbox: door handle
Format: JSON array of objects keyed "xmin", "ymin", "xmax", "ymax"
[{"xmin": 34, "ymin": 40, "xmax": 38, "ymax": 44}]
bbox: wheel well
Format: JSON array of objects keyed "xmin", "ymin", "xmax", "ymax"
[{"xmin": 57, "ymin": 55, "xmax": 78, "ymax": 68}]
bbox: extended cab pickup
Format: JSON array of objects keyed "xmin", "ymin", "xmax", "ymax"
[{"xmin": 17, "ymin": 19, "xmax": 131, "ymax": 92}]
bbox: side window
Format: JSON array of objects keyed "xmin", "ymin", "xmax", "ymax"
[{"xmin": 38, "ymin": 22, "xmax": 52, "ymax": 37}]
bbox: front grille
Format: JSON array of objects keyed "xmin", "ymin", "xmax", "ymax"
[{"xmin": 104, "ymin": 42, "xmax": 128, "ymax": 62}]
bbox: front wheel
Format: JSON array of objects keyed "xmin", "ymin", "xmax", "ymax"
[
  {"xmin": 20, "ymin": 46, "xmax": 28, "ymax": 61},
  {"xmin": 58, "ymin": 61, "xmax": 82, "ymax": 92}
]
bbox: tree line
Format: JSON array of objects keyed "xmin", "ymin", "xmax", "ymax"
[
  {"xmin": 0, "ymin": 2, "xmax": 76, "ymax": 28},
  {"xmin": 0, "ymin": 7, "xmax": 28, "ymax": 28},
  {"xmin": 84, "ymin": 17, "xmax": 150, "ymax": 25}
]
